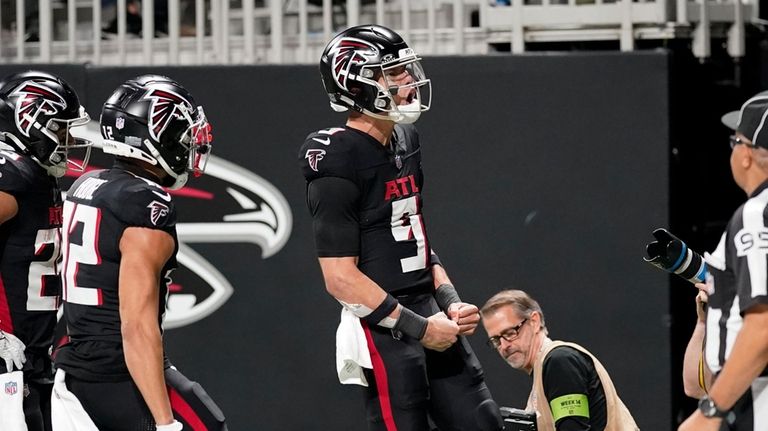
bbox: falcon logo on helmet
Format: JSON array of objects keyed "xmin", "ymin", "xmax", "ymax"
[
  {"xmin": 143, "ymin": 88, "xmax": 194, "ymax": 143},
  {"xmin": 305, "ymin": 149, "xmax": 326, "ymax": 172},
  {"xmin": 328, "ymin": 38, "xmax": 379, "ymax": 91},
  {"xmin": 12, "ymin": 82, "xmax": 66, "ymax": 138}
]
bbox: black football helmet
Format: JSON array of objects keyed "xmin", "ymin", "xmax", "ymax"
[
  {"xmin": 100, "ymin": 75, "xmax": 213, "ymax": 190},
  {"xmin": 320, "ymin": 24, "xmax": 431, "ymax": 124},
  {"xmin": 0, "ymin": 70, "xmax": 91, "ymax": 177}
]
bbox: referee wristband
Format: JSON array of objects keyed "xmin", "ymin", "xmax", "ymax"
[
  {"xmin": 363, "ymin": 294, "xmax": 399, "ymax": 327},
  {"xmin": 435, "ymin": 284, "xmax": 461, "ymax": 310},
  {"xmin": 394, "ymin": 307, "xmax": 429, "ymax": 340}
]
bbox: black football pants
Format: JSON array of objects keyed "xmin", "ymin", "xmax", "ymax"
[
  {"xmin": 64, "ymin": 366, "xmax": 227, "ymax": 431},
  {"xmin": 360, "ymin": 294, "xmax": 504, "ymax": 431}
]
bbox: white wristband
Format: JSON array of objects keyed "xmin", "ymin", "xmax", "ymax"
[{"xmin": 156, "ymin": 420, "xmax": 183, "ymax": 431}]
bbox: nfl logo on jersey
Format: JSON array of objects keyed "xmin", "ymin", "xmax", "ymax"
[{"xmin": 5, "ymin": 381, "xmax": 17, "ymax": 396}]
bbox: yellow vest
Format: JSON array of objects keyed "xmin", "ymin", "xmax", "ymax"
[{"xmin": 525, "ymin": 339, "xmax": 639, "ymax": 431}]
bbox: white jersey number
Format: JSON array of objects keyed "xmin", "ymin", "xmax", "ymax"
[
  {"xmin": 61, "ymin": 201, "xmax": 103, "ymax": 306},
  {"xmin": 26, "ymin": 227, "xmax": 61, "ymax": 311},
  {"xmin": 390, "ymin": 195, "xmax": 428, "ymax": 273}
]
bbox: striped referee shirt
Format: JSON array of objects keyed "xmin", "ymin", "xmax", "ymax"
[{"xmin": 704, "ymin": 179, "xmax": 768, "ymax": 376}]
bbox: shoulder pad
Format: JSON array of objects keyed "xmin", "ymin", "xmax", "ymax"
[
  {"xmin": 299, "ymin": 127, "xmax": 356, "ymax": 182},
  {"xmin": 0, "ymin": 150, "xmax": 38, "ymax": 195},
  {"xmin": 121, "ymin": 176, "xmax": 176, "ymax": 229}
]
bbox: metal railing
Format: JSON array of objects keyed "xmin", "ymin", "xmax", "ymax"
[{"xmin": 0, "ymin": 0, "xmax": 758, "ymax": 64}]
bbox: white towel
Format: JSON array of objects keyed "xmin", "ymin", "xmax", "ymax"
[
  {"xmin": 50, "ymin": 369, "xmax": 99, "ymax": 431},
  {"xmin": 0, "ymin": 371, "xmax": 27, "ymax": 431},
  {"xmin": 335, "ymin": 307, "xmax": 373, "ymax": 386}
]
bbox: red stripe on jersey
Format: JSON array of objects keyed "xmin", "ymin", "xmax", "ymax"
[
  {"xmin": 169, "ymin": 386, "xmax": 208, "ymax": 431},
  {"xmin": 361, "ymin": 320, "xmax": 398, "ymax": 431},
  {"xmin": 0, "ymin": 275, "xmax": 13, "ymax": 333}
]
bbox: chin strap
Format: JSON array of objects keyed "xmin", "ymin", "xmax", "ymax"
[{"xmin": 1, "ymin": 132, "xmax": 66, "ymax": 177}]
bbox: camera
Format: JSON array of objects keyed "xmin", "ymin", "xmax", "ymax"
[
  {"xmin": 644, "ymin": 228, "xmax": 707, "ymax": 284},
  {"xmin": 500, "ymin": 407, "xmax": 537, "ymax": 431}
]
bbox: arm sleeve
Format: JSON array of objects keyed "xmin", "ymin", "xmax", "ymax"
[
  {"xmin": 542, "ymin": 347, "xmax": 594, "ymax": 431},
  {"xmin": 307, "ymin": 176, "xmax": 361, "ymax": 257}
]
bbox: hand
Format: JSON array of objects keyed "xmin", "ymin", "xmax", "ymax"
[
  {"xmin": 156, "ymin": 420, "xmax": 183, "ymax": 431},
  {"xmin": 678, "ymin": 409, "xmax": 722, "ymax": 431},
  {"xmin": 0, "ymin": 331, "xmax": 26, "ymax": 372},
  {"xmin": 421, "ymin": 312, "xmax": 459, "ymax": 352},
  {"xmin": 447, "ymin": 302, "xmax": 480, "ymax": 335},
  {"xmin": 693, "ymin": 282, "xmax": 709, "ymax": 323}
]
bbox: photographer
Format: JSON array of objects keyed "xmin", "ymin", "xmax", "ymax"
[
  {"xmin": 677, "ymin": 92, "xmax": 768, "ymax": 431},
  {"xmin": 480, "ymin": 290, "xmax": 638, "ymax": 431}
]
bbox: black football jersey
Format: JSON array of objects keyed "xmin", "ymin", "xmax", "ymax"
[
  {"xmin": 55, "ymin": 164, "xmax": 178, "ymax": 381},
  {"xmin": 299, "ymin": 125, "xmax": 433, "ymax": 295},
  {"xmin": 0, "ymin": 148, "xmax": 62, "ymax": 379}
]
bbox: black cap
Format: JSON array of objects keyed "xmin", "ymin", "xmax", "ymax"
[{"xmin": 722, "ymin": 91, "xmax": 768, "ymax": 148}]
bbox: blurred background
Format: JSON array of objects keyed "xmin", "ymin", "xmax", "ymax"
[{"xmin": 1, "ymin": 0, "xmax": 765, "ymax": 428}]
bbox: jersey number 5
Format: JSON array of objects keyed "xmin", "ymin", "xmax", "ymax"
[
  {"xmin": 61, "ymin": 201, "xmax": 103, "ymax": 306},
  {"xmin": 391, "ymin": 195, "xmax": 429, "ymax": 273}
]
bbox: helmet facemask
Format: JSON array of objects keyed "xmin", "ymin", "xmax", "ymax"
[
  {"xmin": 354, "ymin": 57, "xmax": 431, "ymax": 124},
  {"xmin": 41, "ymin": 106, "xmax": 92, "ymax": 177},
  {"xmin": 151, "ymin": 104, "xmax": 213, "ymax": 190}
]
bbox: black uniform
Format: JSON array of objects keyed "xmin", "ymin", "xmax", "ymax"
[
  {"xmin": 542, "ymin": 347, "xmax": 607, "ymax": 431},
  {"xmin": 704, "ymin": 179, "xmax": 768, "ymax": 431},
  {"xmin": 300, "ymin": 125, "xmax": 502, "ymax": 431},
  {"xmin": 55, "ymin": 163, "xmax": 225, "ymax": 431},
  {"xmin": 0, "ymin": 147, "xmax": 62, "ymax": 431}
]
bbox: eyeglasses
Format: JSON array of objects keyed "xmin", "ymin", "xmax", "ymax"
[
  {"xmin": 486, "ymin": 318, "xmax": 528, "ymax": 350},
  {"xmin": 730, "ymin": 135, "xmax": 756, "ymax": 150}
]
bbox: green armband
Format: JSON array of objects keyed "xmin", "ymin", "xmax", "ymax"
[{"xmin": 549, "ymin": 394, "xmax": 590, "ymax": 422}]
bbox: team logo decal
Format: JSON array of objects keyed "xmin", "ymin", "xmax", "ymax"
[
  {"xmin": 147, "ymin": 200, "xmax": 170, "ymax": 226},
  {"xmin": 11, "ymin": 81, "xmax": 66, "ymax": 137},
  {"xmin": 142, "ymin": 88, "xmax": 193, "ymax": 143},
  {"xmin": 5, "ymin": 381, "xmax": 17, "ymax": 396},
  {"xmin": 305, "ymin": 149, "xmax": 326, "ymax": 172},
  {"xmin": 328, "ymin": 37, "xmax": 379, "ymax": 90}
]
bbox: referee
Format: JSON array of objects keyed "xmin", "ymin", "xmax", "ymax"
[{"xmin": 678, "ymin": 92, "xmax": 768, "ymax": 431}]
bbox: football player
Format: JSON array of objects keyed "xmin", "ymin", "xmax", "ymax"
[
  {"xmin": 0, "ymin": 70, "xmax": 90, "ymax": 431},
  {"xmin": 299, "ymin": 25, "xmax": 504, "ymax": 430},
  {"xmin": 52, "ymin": 75, "xmax": 226, "ymax": 431}
]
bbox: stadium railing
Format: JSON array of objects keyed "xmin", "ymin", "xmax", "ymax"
[{"xmin": 0, "ymin": 0, "xmax": 757, "ymax": 64}]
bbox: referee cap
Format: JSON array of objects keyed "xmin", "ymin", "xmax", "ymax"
[{"xmin": 722, "ymin": 91, "xmax": 768, "ymax": 148}]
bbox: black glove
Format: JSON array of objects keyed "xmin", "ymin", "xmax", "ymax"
[{"xmin": 644, "ymin": 228, "xmax": 707, "ymax": 284}]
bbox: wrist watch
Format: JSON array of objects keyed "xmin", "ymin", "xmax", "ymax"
[{"xmin": 698, "ymin": 395, "xmax": 728, "ymax": 418}]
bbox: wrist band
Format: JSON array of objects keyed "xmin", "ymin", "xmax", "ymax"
[
  {"xmin": 430, "ymin": 252, "xmax": 442, "ymax": 267},
  {"xmin": 435, "ymin": 284, "xmax": 461, "ymax": 310},
  {"xmin": 394, "ymin": 307, "xmax": 428, "ymax": 340},
  {"xmin": 363, "ymin": 294, "xmax": 399, "ymax": 327}
]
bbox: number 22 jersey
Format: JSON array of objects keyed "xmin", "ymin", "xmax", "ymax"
[{"xmin": 0, "ymin": 148, "xmax": 62, "ymax": 380}]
